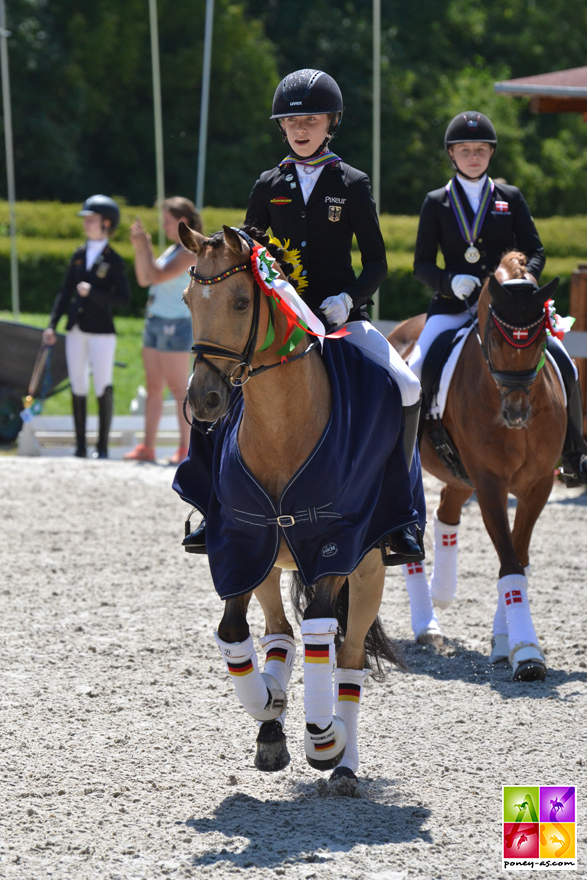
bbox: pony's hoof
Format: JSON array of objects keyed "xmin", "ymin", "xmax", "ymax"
[
  {"xmin": 254, "ymin": 720, "xmax": 290, "ymax": 772},
  {"xmin": 415, "ymin": 622, "xmax": 443, "ymax": 647},
  {"xmin": 489, "ymin": 633, "xmax": 509, "ymax": 664},
  {"xmin": 251, "ymin": 673, "xmax": 287, "ymax": 722},
  {"xmin": 513, "ymin": 659, "xmax": 547, "ymax": 683},
  {"xmin": 330, "ymin": 766, "xmax": 357, "ymax": 782},
  {"xmin": 511, "ymin": 645, "xmax": 547, "ymax": 682},
  {"xmin": 305, "ymin": 716, "xmax": 346, "ymax": 771}
]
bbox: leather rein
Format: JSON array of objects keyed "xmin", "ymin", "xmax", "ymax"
[
  {"xmin": 184, "ymin": 228, "xmax": 318, "ymax": 431},
  {"xmin": 465, "ymin": 297, "xmax": 546, "ymax": 401}
]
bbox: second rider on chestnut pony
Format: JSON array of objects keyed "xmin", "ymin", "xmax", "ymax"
[{"xmin": 410, "ymin": 110, "xmax": 587, "ymax": 488}]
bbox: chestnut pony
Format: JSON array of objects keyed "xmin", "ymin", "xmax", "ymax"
[
  {"xmin": 389, "ymin": 252, "xmax": 566, "ymax": 682},
  {"xmin": 178, "ymin": 223, "xmax": 406, "ymax": 781}
]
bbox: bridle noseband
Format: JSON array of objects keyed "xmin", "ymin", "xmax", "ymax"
[{"xmin": 465, "ymin": 297, "xmax": 546, "ymax": 401}]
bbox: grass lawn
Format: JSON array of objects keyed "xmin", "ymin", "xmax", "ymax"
[{"xmin": 0, "ymin": 312, "xmax": 148, "ymax": 416}]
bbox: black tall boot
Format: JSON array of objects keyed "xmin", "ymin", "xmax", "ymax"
[
  {"xmin": 94, "ymin": 385, "xmax": 113, "ymax": 460},
  {"xmin": 71, "ymin": 394, "xmax": 87, "ymax": 458},
  {"xmin": 403, "ymin": 396, "xmax": 422, "ymax": 469},
  {"xmin": 559, "ymin": 378, "xmax": 587, "ymax": 487}
]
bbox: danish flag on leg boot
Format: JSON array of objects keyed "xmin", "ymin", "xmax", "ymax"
[
  {"xmin": 497, "ymin": 574, "xmax": 546, "ymax": 682},
  {"xmin": 401, "ymin": 561, "xmax": 443, "ymax": 645},
  {"xmin": 301, "ymin": 618, "xmax": 347, "ymax": 771},
  {"xmin": 214, "ymin": 632, "xmax": 287, "ymax": 721},
  {"xmin": 430, "ymin": 511, "xmax": 459, "ymax": 609}
]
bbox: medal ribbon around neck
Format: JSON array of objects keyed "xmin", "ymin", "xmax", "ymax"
[
  {"xmin": 446, "ymin": 176, "xmax": 494, "ymax": 252},
  {"xmin": 279, "ymin": 150, "xmax": 341, "ymax": 169},
  {"xmin": 251, "ymin": 245, "xmax": 350, "ymax": 353}
]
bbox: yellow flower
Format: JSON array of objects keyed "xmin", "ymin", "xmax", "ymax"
[{"xmin": 269, "ymin": 236, "xmax": 308, "ymax": 292}]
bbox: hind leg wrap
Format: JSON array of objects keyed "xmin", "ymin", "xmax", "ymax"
[
  {"xmin": 402, "ymin": 561, "xmax": 441, "ymax": 641},
  {"xmin": 430, "ymin": 511, "xmax": 459, "ymax": 608},
  {"xmin": 214, "ymin": 632, "xmax": 286, "ymax": 722},
  {"xmin": 258, "ymin": 633, "xmax": 296, "ymax": 729},
  {"xmin": 334, "ymin": 668, "xmax": 369, "ymax": 774},
  {"xmin": 497, "ymin": 575, "xmax": 544, "ymax": 663}
]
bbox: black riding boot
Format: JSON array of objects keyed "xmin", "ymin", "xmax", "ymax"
[
  {"xmin": 559, "ymin": 378, "xmax": 587, "ymax": 487},
  {"xmin": 183, "ymin": 517, "xmax": 207, "ymax": 554},
  {"xmin": 403, "ymin": 396, "xmax": 422, "ymax": 469},
  {"xmin": 72, "ymin": 394, "xmax": 87, "ymax": 458},
  {"xmin": 93, "ymin": 385, "xmax": 113, "ymax": 459}
]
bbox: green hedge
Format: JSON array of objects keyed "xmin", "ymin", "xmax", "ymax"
[{"xmin": 0, "ymin": 200, "xmax": 581, "ymax": 320}]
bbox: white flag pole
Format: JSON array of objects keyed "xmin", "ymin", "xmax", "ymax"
[
  {"xmin": 148, "ymin": 0, "xmax": 165, "ymax": 253},
  {"xmin": 0, "ymin": 0, "xmax": 19, "ymax": 317},
  {"xmin": 196, "ymin": 0, "xmax": 214, "ymax": 212},
  {"xmin": 372, "ymin": 0, "xmax": 381, "ymax": 321}
]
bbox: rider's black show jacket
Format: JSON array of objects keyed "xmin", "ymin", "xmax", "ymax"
[
  {"xmin": 414, "ymin": 178, "xmax": 545, "ymax": 317},
  {"xmin": 49, "ymin": 243, "xmax": 130, "ymax": 334},
  {"xmin": 245, "ymin": 161, "xmax": 387, "ymax": 323}
]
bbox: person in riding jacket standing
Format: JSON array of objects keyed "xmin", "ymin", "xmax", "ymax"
[
  {"xmin": 43, "ymin": 195, "xmax": 130, "ymax": 459},
  {"xmin": 244, "ymin": 68, "xmax": 423, "ymax": 551},
  {"xmin": 410, "ymin": 110, "xmax": 587, "ymax": 487}
]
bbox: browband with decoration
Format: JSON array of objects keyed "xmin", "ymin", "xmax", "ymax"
[
  {"xmin": 188, "ymin": 263, "xmax": 248, "ymax": 285},
  {"xmin": 491, "ymin": 308, "xmax": 546, "ymax": 348}
]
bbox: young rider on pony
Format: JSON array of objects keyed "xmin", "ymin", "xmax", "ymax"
[
  {"xmin": 243, "ymin": 68, "xmax": 423, "ymax": 555},
  {"xmin": 410, "ymin": 110, "xmax": 587, "ymax": 487}
]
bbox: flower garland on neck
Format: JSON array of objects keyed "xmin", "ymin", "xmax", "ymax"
[{"xmin": 251, "ymin": 245, "xmax": 349, "ymax": 355}]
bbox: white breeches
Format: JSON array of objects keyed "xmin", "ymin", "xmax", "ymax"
[
  {"xmin": 344, "ymin": 321, "xmax": 421, "ymax": 407},
  {"xmin": 66, "ymin": 327, "xmax": 116, "ymax": 397},
  {"xmin": 407, "ymin": 308, "xmax": 477, "ymax": 380}
]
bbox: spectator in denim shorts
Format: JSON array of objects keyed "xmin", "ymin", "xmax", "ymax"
[{"xmin": 124, "ymin": 197, "xmax": 200, "ymax": 464}]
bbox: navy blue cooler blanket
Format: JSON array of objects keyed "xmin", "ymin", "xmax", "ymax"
[{"xmin": 173, "ymin": 338, "xmax": 425, "ymax": 599}]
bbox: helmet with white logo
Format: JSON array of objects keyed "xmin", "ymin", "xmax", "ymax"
[
  {"xmin": 444, "ymin": 112, "xmax": 497, "ymax": 149},
  {"xmin": 271, "ymin": 69, "xmax": 343, "ymax": 134}
]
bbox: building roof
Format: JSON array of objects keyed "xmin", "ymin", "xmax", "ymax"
[
  {"xmin": 494, "ymin": 67, "xmax": 587, "ymax": 114},
  {"xmin": 495, "ymin": 66, "xmax": 587, "ymax": 98}
]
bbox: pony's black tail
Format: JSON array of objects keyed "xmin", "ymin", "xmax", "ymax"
[{"xmin": 290, "ymin": 573, "xmax": 407, "ymax": 679}]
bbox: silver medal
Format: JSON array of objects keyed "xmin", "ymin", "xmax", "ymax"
[{"xmin": 465, "ymin": 246, "xmax": 480, "ymax": 263}]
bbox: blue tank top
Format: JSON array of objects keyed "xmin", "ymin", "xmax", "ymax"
[{"xmin": 148, "ymin": 245, "xmax": 191, "ymax": 321}]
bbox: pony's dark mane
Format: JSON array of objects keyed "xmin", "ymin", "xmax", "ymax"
[{"xmin": 201, "ymin": 226, "xmax": 298, "ymax": 289}]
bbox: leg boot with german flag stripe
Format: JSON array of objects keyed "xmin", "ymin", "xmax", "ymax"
[
  {"xmin": 255, "ymin": 634, "xmax": 297, "ymax": 772},
  {"xmin": 301, "ymin": 618, "xmax": 347, "ymax": 771},
  {"xmin": 214, "ymin": 632, "xmax": 287, "ymax": 722}
]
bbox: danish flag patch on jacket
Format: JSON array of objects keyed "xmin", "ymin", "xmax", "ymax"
[{"xmin": 494, "ymin": 201, "xmax": 509, "ymax": 212}]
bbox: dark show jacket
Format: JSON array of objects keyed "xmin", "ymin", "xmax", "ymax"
[
  {"xmin": 413, "ymin": 178, "xmax": 545, "ymax": 317},
  {"xmin": 49, "ymin": 243, "xmax": 130, "ymax": 334},
  {"xmin": 245, "ymin": 161, "xmax": 387, "ymax": 323}
]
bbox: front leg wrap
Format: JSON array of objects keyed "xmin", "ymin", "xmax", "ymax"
[{"xmin": 214, "ymin": 632, "xmax": 286, "ymax": 721}]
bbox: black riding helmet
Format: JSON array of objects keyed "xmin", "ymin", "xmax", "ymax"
[
  {"xmin": 78, "ymin": 195, "xmax": 120, "ymax": 232},
  {"xmin": 271, "ymin": 69, "xmax": 344, "ymax": 148},
  {"xmin": 445, "ymin": 111, "xmax": 497, "ymax": 180}
]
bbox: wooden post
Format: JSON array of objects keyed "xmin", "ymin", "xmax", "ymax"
[{"xmin": 569, "ymin": 264, "xmax": 587, "ymax": 436}]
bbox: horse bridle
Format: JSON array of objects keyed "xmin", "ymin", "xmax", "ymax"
[
  {"xmin": 184, "ymin": 228, "xmax": 319, "ymax": 430},
  {"xmin": 465, "ymin": 297, "xmax": 546, "ymax": 401}
]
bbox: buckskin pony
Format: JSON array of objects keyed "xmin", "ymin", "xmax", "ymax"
[
  {"xmin": 173, "ymin": 223, "xmax": 425, "ymax": 781},
  {"xmin": 389, "ymin": 251, "xmax": 566, "ymax": 682}
]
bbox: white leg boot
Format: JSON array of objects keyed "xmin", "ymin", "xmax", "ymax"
[
  {"xmin": 489, "ymin": 590, "xmax": 509, "ymax": 663},
  {"xmin": 214, "ymin": 632, "xmax": 286, "ymax": 721},
  {"xmin": 332, "ymin": 667, "xmax": 369, "ymax": 778},
  {"xmin": 258, "ymin": 633, "xmax": 296, "ymax": 730},
  {"xmin": 497, "ymin": 575, "xmax": 546, "ymax": 682},
  {"xmin": 402, "ymin": 561, "xmax": 443, "ymax": 646},
  {"xmin": 301, "ymin": 618, "xmax": 346, "ymax": 771},
  {"xmin": 430, "ymin": 511, "xmax": 459, "ymax": 609}
]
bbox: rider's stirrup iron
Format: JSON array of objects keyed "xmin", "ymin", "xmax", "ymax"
[{"xmin": 380, "ymin": 524, "xmax": 425, "ymax": 567}]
